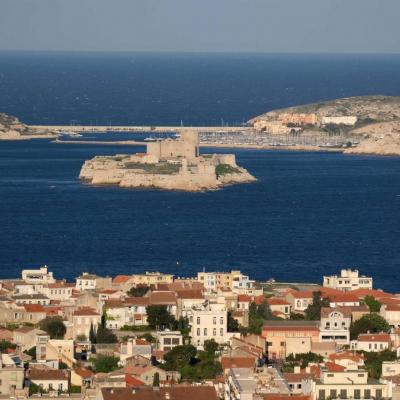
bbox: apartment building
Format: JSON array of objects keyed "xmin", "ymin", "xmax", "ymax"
[
  {"xmin": 197, "ymin": 270, "xmax": 257, "ymax": 293},
  {"xmin": 75, "ymin": 272, "xmax": 112, "ymax": 292},
  {"xmin": 323, "ymin": 269, "xmax": 373, "ymax": 292},
  {"xmin": 302, "ymin": 367, "xmax": 390, "ymax": 400},
  {"xmin": 21, "ymin": 265, "xmax": 55, "ymax": 285},
  {"xmin": 0, "ymin": 354, "xmax": 24, "ymax": 397},
  {"xmin": 189, "ymin": 301, "xmax": 228, "ymax": 348},
  {"xmin": 156, "ymin": 330, "xmax": 183, "ymax": 352},
  {"xmin": 262, "ymin": 321, "xmax": 320, "ymax": 359},
  {"xmin": 351, "ymin": 333, "xmax": 391, "ymax": 352}
]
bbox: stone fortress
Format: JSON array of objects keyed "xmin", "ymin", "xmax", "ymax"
[{"xmin": 79, "ymin": 130, "xmax": 256, "ymax": 191}]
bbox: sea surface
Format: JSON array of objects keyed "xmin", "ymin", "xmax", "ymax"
[{"xmin": 0, "ymin": 52, "xmax": 400, "ymax": 290}]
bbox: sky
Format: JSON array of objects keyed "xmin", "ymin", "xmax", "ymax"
[{"xmin": 0, "ymin": 0, "xmax": 399, "ymax": 53}]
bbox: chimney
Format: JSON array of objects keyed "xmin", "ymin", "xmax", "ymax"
[{"xmin": 294, "ymin": 365, "xmax": 301, "ymax": 373}]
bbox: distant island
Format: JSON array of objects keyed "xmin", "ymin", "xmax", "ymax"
[
  {"xmin": 0, "ymin": 113, "xmax": 57, "ymax": 140},
  {"xmin": 248, "ymin": 95, "xmax": 400, "ymax": 156},
  {"xmin": 79, "ymin": 130, "xmax": 257, "ymax": 191}
]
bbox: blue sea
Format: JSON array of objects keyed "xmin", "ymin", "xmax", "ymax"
[{"xmin": 0, "ymin": 52, "xmax": 400, "ymax": 290}]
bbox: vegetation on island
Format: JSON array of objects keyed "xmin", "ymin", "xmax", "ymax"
[
  {"xmin": 362, "ymin": 349, "xmax": 397, "ymax": 379},
  {"xmin": 215, "ymin": 164, "xmax": 241, "ymax": 177},
  {"xmin": 124, "ymin": 161, "xmax": 181, "ymax": 174}
]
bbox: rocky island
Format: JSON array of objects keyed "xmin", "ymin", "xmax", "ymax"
[
  {"xmin": 0, "ymin": 113, "xmax": 57, "ymax": 140},
  {"xmin": 248, "ymin": 95, "xmax": 400, "ymax": 156},
  {"xmin": 79, "ymin": 130, "xmax": 256, "ymax": 191}
]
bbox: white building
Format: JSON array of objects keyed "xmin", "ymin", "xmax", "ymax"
[
  {"xmin": 322, "ymin": 116, "xmax": 358, "ymax": 126},
  {"xmin": 319, "ymin": 307, "xmax": 351, "ymax": 345},
  {"xmin": 189, "ymin": 301, "xmax": 228, "ymax": 348},
  {"xmin": 323, "ymin": 269, "xmax": 373, "ymax": 291},
  {"xmin": 22, "ymin": 266, "xmax": 55, "ymax": 285},
  {"xmin": 380, "ymin": 304, "xmax": 400, "ymax": 328},
  {"xmin": 302, "ymin": 367, "xmax": 390, "ymax": 400},
  {"xmin": 75, "ymin": 272, "xmax": 112, "ymax": 292},
  {"xmin": 156, "ymin": 330, "xmax": 183, "ymax": 352},
  {"xmin": 225, "ymin": 368, "xmax": 256, "ymax": 400},
  {"xmin": 351, "ymin": 333, "xmax": 391, "ymax": 352}
]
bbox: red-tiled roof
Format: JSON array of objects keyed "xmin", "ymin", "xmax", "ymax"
[
  {"xmin": 28, "ymin": 368, "xmax": 69, "ymax": 381},
  {"xmin": 289, "ymin": 291, "xmax": 314, "ymax": 299},
  {"xmin": 384, "ymin": 304, "xmax": 400, "ymax": 311},
  {"xmin": 351, "ymin": 289, "xmax": 393, "ymax": 298},
  {"xmin": 328, "ymin": 351, "xmax": 364, "ymax": 363},
  {"xmin": 73, "ymin": 307, "xmax": 99, "ymax": 316},
  {"xmin": 148, "ymin": 291, "xmax": 177, "ymax": 305},
  {"xmin": 267, "ymin": 298, "xmax": 290, "ymax": 306},
  {"xmin": 176, "ymin": 290, "xmax": 204, "ymax": 300},
  {"xmin": 238, "ymin": 294, "xmax": 251, "ymax": 302},
  {"xmin": 358, "ymin": 333, "xmax": 391, "ymax": 342},
  {"xmin": 125, "ymin": 297, "xmax": 149, "ymax": 306},
  {"xmin": 113, "ymin": 275, "xmax": 131, "ymax": 284},
  {"xmin": 125, "ymin": 374, "xmax": 145, "ymax": 387},
  {"xmin": 74, "ymin": 368, "xmax": 94, "ymax": 379},
  {"xmin": 23, "ymin": 304, "xmax": 45, "ymax": 313},
  {"xmin": 328, "ymin": 293, "xmax": 360, "ymax": 303},
  {"xmin": 325, "ymin": 362, "xmax": 346, "ymax": 372},
  {"xmin": 221, "ymin": 356, "xmax": 255, "ymax": 370}
]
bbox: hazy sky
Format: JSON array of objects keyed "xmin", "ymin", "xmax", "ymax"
[{"xmin": 1, "ymin": 0, "xmax": 399, "ymax": 53}]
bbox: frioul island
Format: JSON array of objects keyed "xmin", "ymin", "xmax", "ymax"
[{"xmin": 79, "ymin": 130, "xmax": 256, "ymax": 191}]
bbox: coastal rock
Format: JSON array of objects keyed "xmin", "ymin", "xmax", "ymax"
[{"xmin": 0, "ymin": 113, "xmax": 57, "ymax": 140}]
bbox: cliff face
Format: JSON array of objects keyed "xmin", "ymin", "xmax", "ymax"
[
  {"xmin": 79, "ymin": 155, "xmax": 256, "ymax": 192},
  {"xmin": 0, "ymin": 113, "xmax": 56, "ymax": 140}
]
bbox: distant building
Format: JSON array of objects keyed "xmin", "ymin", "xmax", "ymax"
[
  {"xmin": 351, "ymin": 333, "xmax": 391, "ymax": 352},
  {"xmin": 71, "ymin": 307, "xmax": 100, "ymax": 340},
  {"xmin": 0, "ymin": 353, "xmax": 24, "ymax": 397},
  {"xmin": 197, "ymin": 270, "xmax": 257, "ymax": 294},
  {"xmin": 75, "ymin": 272, "xmax": 112, "ymax": 292},
  {"xmin": 323, "ymin": 269, "xmax": 373, "ymax": 292},
  {"xmin": 21, "ymin": 265, "xmax": 55, "ymax": 285},
  {"xmin": 322, "ymin": 116, "xmax": 358, "ymax": 126}
]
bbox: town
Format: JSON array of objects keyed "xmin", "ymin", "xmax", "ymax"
[{"xmin": 0, "ymin": 267, "xmax": 399, "ymax": 400}]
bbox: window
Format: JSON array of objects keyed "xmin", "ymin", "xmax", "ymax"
[
  {"xmin": 197, "ymin": 317, "xmax": 200, "ymax": 325},
  {"xmin": 213, "ymin": 328, "xmax": 216, "ymax": 336},
  {"xmin": 364, "ymin": 389, "xmax": 371, "ymax": 399},
  {"xmin": 197, "ymin": 328, "xmax": 200, "ymax": 336},
  {"xmin": 318, "ymin": 389, "xmax": 325, "ymax": 400},
  {"xmin": 220, "ymin": 317, "xmax": 224, "ymax": 325},
  {"xmin": 354, "ymin": 389, "xmax": 361, "ymax": 399},
  {"xmin": 340, "ymin": 390, "xmax": 347, "ymax": 399},
  {"xmin": 376, "ymin": 389, "xmax": 382, "ymax": 400},
  {"xmin": 220, "ymin": 328, "xmax": 223, "ymax": 336},
  {"xmin": 330, "ymin": 390, "xmax": 337, "ymax": 399},
  {"xmin": 213, "ymin": 317, "xmax": 216, "ymax": 324},
  {"xmin": 204, "ymin": 328, "xmax": 207, "ymax": 336}
]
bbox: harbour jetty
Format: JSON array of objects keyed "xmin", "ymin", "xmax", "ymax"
[{"xmin": 79, "ymin": 130, "xmax": 257, "ymax": 191}]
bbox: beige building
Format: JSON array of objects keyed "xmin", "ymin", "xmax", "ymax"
[
  {"xmin": 22, "ymin": 265, "xmax": 55, "ymax": 285},
  {"xmin": 41, "ymin": 281, "xmax": 74, "ymax": 301},
  {"xmin": 319, "ymin": 307, "xmax": 351, "ymax": 345},
  {"xmin": 36, "ymin": 332, "xmax": 75, "ymax": 367},
  {"xmin": 70, "ymin": 307, "xmax": 101, "ymax": 340},
  {"xmin": 156, "ymin": 330, "xmax": 183, "ymax": 352},
  {"xmin": 381, "ymin": 304, "xmax": 400, "ymax": 328},
  {"xmin": 13, "ymin": 326, "xmax": 47, "ymax": 351},
  {"xmin": 323, "ymin": 269, "xmax": 373, "ymax": 291},
  {"xmin": 351, "ymin": 333, "xmax": 391, "ymax": 352},
  {"xmin": 322, "ymin": 116, "xmax": 358, "ymax": 126},
  {"xmin": 197, "ymin": 270, "xmax": 256, "ymax": 293},
  {"xmin": 189, "ymin": 301, "xmax": 228, "ymax": 348},
  {"xmin": 128, "ymin": 272, "xmax": 174, "ymax": 286},
  {"xmin": 0, "ymin": 354, "xmax": 24, "ymax": 397},
  {"xmin": 75, "ymin": 273, "xmax": 112, "ymax": 292},
  {"xmin": 27, "ymin": 367, "xmax": 69, "ymax": 393},
  {"xmin": 302, "ymin": 367, "xmax": 390, "ymax": 400}
]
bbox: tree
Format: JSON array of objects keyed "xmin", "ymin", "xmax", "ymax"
[
  {"xmin": 24, "ymin": 346, "xmax": 36, "ymax": 359},
  {"xmin": 290, "ymin": 313, "xmax": 305, "ymax": 320},
  {"xmin": 204, "ymin": 339, "xmax": 219, "ymax": 356},
  {"xmin": 350, "ymin": 313, "xmax": 390, "ymax": 340},
  {"xmin": 153, "ymin": 372, "xmax": 160, "ymax": 387},
  {"xmin": 77, "ymin": 334, "xmax": 88, "ymax": 342},
  {"xmin": 29, "ymin": 382, "xmax": 41, "ymax": 396},
  {"xmin": 305, "ymin": 292, "xmax": 330, "ymax": 320},
  {"xmin": 364, "ymin": 296, "xmax": 381, "ymax": 312},
  {"xmin": 138, "ymin": 333, "xmax": 156, "ymax": 343},
  {"xmin": 363, "ymin": 349, "xmax": 397, "ymax": 379},
  {"xmin": 146, "ymin": 305, "xmax": 175, "ymax": 329},
  {"xmin": 127, "ymin": 286, "xmax": 149, "ymax": 297},
  {"xmin": 89, "ymin": 323, "xmax": 96, "ymax": 343},
  {"xmin": 95, "ymin": 326, "xmax": 118, "ymax": 344},
  {"xmin": 227, "ymin": 312, "xmax": 240, "ymax": 332},
  {"xmin": 92, "ymin": 355, "xmax": 119, "ymax": 373},
  {"xmin": 39, "ymin": 317, "xmax": 66, "ymax": 339},
  {"xmin": 257, "ymin": 301, "xmax": 274, "ymax": 320},
  {"xmin": 163, "ymin": 344, "xmax": 197, "ymax": 370},
  {"xmin": 0, "ymin": 340, "xmax": 16, "ymax": 352}
]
